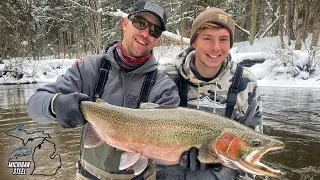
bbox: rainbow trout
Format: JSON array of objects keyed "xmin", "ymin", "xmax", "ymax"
[{"xmin": 80, "ymin": 101, "xmax": 285, "ymax": 178}]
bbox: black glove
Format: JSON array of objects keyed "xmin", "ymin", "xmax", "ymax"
[
  {"xmin": 180, "ymin": 147, "xmax": 222, "ymax": 172},
  {"xmin": 51, "ymin": 92, "xmax": 91, "ymax": 128}
]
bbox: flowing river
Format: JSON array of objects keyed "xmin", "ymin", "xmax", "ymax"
[{"xmin": 0, "ymin": 84, "xmax": 319, "ymax": 180}]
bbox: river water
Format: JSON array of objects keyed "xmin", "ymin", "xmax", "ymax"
[{"xmin": 0, "ymin": 84, "xmax": 319, "ymax": 180}]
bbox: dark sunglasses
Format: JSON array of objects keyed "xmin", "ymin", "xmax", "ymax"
[{"xmin": 128, "ymin": 15, "xmax": 163, "ymax": 38}]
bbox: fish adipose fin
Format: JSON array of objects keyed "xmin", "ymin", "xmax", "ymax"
[
  {"xmin": 198, "ymin": 144, "xmax": 217, "ymax": 163},
  {"xmin": 84, "ymin": 123, "xmax": 104, "ymax": 148}
]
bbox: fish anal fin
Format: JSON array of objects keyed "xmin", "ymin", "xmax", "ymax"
[
  {"xmin": 84, "ymin": 123, "xmax": 104, "ymax": 148},
  {"xmin": 119, "ymin": 152, "xmax": 141, "ymax": 170},
  {"xmin": 132, "ymin": 156, "xmax": 148, "ymax": 175},
  {"xmin": 198, "ymin": 144, "xmax": 217, "ymax": 163}
]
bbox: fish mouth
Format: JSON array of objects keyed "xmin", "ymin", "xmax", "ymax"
[
  {"xmin": 236, "ymin": 146, "xmax": 286, "ymax": 178},
  {"xmin": 215, "ymin": 145, "xmax": 285, "ymax": 178}
]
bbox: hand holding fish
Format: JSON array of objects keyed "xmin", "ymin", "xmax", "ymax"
[{"xmin": 180, "ymin": 147, "xmax": 222, "ymax": 171}]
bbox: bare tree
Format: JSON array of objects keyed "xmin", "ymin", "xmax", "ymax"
[
  {"xmin": 295, "ymin": 0, "xmax": 304, "ymax": 50},
  {"xmin": 249, "ymin": 0, "xmax": 258, "ymax": 45},
  {"xmin": 311, "ymin": 0, "xmax": 319, "ymax": 48},
  {"xmin": 286, "ymin": 0, "xmax": 295, "ymax": 45},
  {"xmin": 279, "ymin": 0, "xmax": 285, "ymax": 49}
]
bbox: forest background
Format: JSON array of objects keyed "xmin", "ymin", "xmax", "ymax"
[{"xmin": 0, "ymin": 0, "xmax": 319, "ymax": 79}]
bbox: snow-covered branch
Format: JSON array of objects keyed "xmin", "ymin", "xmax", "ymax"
[
  {"xmin": 260, "ymin": 15, "xmax": 280, "ymax": 38},
  {"xmin": 162, "ymin": 31, "xmax": 190, "ymax": 44},
  {"xmin": 65, "ymin": 0, "xmax": 189, "ymax": 43},
  {"xmin": 236, "ymin": 24, "xmax": 250, "ymax": 37}
]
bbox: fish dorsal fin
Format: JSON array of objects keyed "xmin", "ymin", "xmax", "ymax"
[
  {"xmin": 198, "ymin": 144, "xmax": 217, "ymax": 163},
  {"xmin": 84, "ymin": 123, "xmax": 104, "ymax": 148},
  {"xmin": 139, "ymin": 103, "xmax": 175, "ymax": 109},
  {"xmin": 139, "ymin": 103, "xmax": 160, "ymax": 109},
  {"xmin": 119, "ymin": 152, "xmax": 141, "ymax": 170},
  {"xmin": 132, "ymin": 156, "xmax": 148, "ymax": 175}
]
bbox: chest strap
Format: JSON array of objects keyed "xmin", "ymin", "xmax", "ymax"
[
  {"xmin": 137, "ymin": 69, "xmax": 158, "ymax": 108},
  {"xmin": 94, "ymin": 57, "xmax": 112, "ymax": 100},
  {"xmin": 225, "ymin": 64, "xmax": 243, "ymax": 118}
]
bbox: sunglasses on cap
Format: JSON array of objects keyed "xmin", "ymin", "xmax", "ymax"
[{"xmin": 128, "ymin": 15, "xmax": 163, "ymax": 38}]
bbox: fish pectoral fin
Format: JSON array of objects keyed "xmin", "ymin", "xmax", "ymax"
[
  {"xmin": 84, "ymin": 123, "xmax": 104, "ymax": 148},
  {"xmin": 119, "ymin": 152, "xmax": 141, "ymax": 170},
  {"xmin": 132, "ymin": 156, "xmax": 148, "ymax": 175},
  {"xmin": 198, "ymin": 144, "xmax": 217, "ymax": 163}
]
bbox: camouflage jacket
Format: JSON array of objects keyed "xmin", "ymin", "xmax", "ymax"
[
  {"xmin": 164, "ymin": 46, "xmax": 263, "ymax": 132},
  {"xmin": 159, "ymin": 47, "xmax": 263, "ymax": 180}
]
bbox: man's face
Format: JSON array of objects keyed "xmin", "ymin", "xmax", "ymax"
[
  {"xmin": 122, "ymin": 12, "xmax": 161, "ymax": 58},
  {"xmin": 192, "ymin": 27, "xmax": 230, "ymax": 77}
]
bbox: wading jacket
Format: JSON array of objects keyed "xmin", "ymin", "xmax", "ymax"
[{"xmin": 27, "ymin": 42, "xmax": 180, "ymax": 179}]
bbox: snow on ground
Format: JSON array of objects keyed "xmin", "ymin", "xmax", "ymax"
[{"xmin": 1, "ymin": 36, "xmax": 320, "ymax": 88}]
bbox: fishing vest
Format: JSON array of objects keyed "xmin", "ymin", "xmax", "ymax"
[
  {"xmin": 173, "ymin": 64, "xmax": 243, "ymax": 118},
  {"xmin": 78, "ymin": 55, "xmax": 158, "ymax": 180}
]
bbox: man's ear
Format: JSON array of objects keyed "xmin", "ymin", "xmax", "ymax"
[
  {"xmin": 191, "ymin": 42, "xmax": 196, "ymax": 49},
  {"xmin": 122, "ymin": 17, "xmax": 129, "ymax": 31}
]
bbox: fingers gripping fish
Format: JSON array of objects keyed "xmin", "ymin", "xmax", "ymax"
[{"xmin": 80, "ymin": 101, "xmax": 285, "ymax": 178}]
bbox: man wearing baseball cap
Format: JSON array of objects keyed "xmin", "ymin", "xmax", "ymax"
[
  {"xmin": 160, "ymin": 7, "xmax": 263, "ymax": 180},
  {"xmin": 27, "ymin": 0, "xmax": 179, "ymax": 180}
]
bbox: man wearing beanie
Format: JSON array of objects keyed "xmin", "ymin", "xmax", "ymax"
[
  {"xmin": 27, "ymin": 0, "xmax": 179, "ymax": 180},
  {"xmin": 160, "ymin": 7, "xmax": 263, "ymax": 180}
]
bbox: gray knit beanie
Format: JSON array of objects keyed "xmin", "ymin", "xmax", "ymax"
[{"xmin": 190, "ymin": 8, "xmax": 235, "ymax": 47}]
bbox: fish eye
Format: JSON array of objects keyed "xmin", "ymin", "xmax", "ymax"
[{"xmin": 252, "ymin": 139, "xmax": 262, "ymax": 147}]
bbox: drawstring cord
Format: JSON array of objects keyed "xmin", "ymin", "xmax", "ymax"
[{"xmin": 197, "ymin": 83, "xmax": 200, "ymax": 109}]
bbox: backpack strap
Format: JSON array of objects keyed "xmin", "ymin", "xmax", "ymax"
[
  {"xmin": 137, "ymin": 69, "xmax": 158, "ymax": 108},
  {"xmin": 94, "ymin": 57, "xmax": 111, "ymax": 100},
  {"xmin": 178, "ymin": 74, "xmax": 188, "ymax": 107},
  {"xmin": 225, "ymin": 64, "xmax": 243, "ymax": 118}
]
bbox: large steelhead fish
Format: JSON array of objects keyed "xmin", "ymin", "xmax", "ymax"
[{"xmin": 80, "ymin": 101, "xmax": 285, "ymax": 178}]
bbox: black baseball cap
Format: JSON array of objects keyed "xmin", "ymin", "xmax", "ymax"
[{"xmin": 128, "ymin": 0, "xmax": 167, "ymax": 31}]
